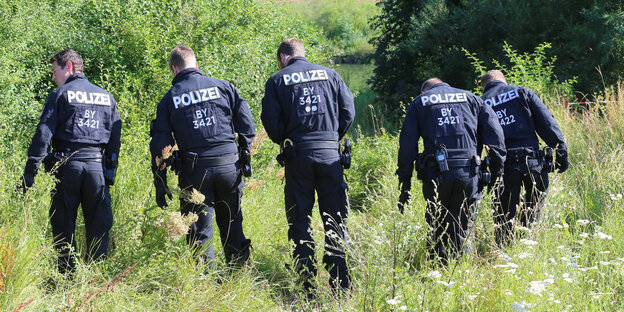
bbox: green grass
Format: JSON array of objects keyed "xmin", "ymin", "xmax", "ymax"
[{"xmin": 2, "ymin": 89, "xmax": 624, "ymax": 311}]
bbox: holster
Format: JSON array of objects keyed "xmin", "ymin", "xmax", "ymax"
[
  {"xmin": 541, "ymin": 147, "xmax": 554, "ymax": 173},
  {"xmin": 340, "ymin": 139, "xmax": 352, "ymax": 169},
  {"xmin": 171, "ymin": 150, "xmax": 181, "ymax": 175},
  {"xmin": 43, "ymin": 152, "xmax": 66, "ymax": 173},
  {"xmin": 103, "ymin": 153, "xmax": 118, "ymax": 186},
  {"xmin": 239, "ymin": 148, "xmax": 252, "ymax": 177},
  {"xmin": 276, "ymin": 139, "xmax": 295, "ymax": 167}
]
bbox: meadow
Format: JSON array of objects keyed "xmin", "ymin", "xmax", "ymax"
[{"xmin": 1, "ymin": 0, "xmax": 623, "ymax": 311}]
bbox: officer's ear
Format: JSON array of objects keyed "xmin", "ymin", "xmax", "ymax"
[
  {"xmin": 195, "ymin": 61, "xmax": 199, "ymax": 69},
  {"xmin": 65, "ymin": 61, "xmax": 74, "ymax": 74}
]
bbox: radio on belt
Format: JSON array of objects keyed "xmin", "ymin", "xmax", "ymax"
[{"xmin": 435, "ymin": 145, "xmax": 449, "ymax": 172}]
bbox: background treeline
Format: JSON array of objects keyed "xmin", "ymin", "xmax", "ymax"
[
  {"xmin": 282, "ymin": 0, "xmax": 379, "ymax": 63},
  {"xmin": 1, "ymin": 0, "xmax": 624, "ymax": 311},
  {"xmin": 370, "ymin": 0, "xmax": 624, "ymax": 117}
]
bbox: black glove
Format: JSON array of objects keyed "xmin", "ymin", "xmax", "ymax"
[
  {"xmin": 398, "ymin": 190, "xmax": 411, "ymax": 214},
  {"xmin": 397, "ymin": 179, "xmax": 411, "ymax": 214},
  {"xmin": 153, "ymin": 167, "xmax": 172, "ymax": 208},
  {"xmin": 555, "ymin": 148, "xmax": 569, "ymax": 173},
  {"xmin": 16, "ymin": 173, "xmax": 35, "ymax": 195}
]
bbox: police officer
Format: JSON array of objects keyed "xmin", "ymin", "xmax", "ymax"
[
  {"xmin": 150, "ymin": 46, "xmax": 255, "ymax": 267},
  {"xmin": 261, "ymin": 38, "xmax": 355, "ymax": 292},
  {"xmin": 18, "ymin": 49, "xmax": 122, "ymax": 274},
  {"xmin": 480, "ymin": 70, "xmax": 568, "ymax": 246},
  {"xmin": 397, "ymin": 78, "xmax": 506, "ymax": 262}
]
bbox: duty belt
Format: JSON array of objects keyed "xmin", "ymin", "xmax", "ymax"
[
  {"xmin": 183, "ymin": 152, "xmax": 238, "ymax": 168},
  {"xmin": 52, "ymin": 150, "xmax": 103, "ymax": 162},
  {"xmin": 446, "ymin": 158, "xmax": 473, "ymax": 168},
  {"xmin": 507, "ymin": 147, "xmax": 538, "ymax": 163},
  {"xmin": 295, "ymin": 141, "xmax": 339, "ymax": 150}
]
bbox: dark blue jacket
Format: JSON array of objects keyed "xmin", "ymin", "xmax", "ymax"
[
  {"xmin": 481, "ymin": 80, "xmax": 566, "ymax": 150},
  {"xmin": 150, "ymin": 68, "xmax": 255, "ymax": 158},
  {"xmin": 261, "ymin": 57, "xmax": 355, "ymax": 144},
  {"xmin": 25, "ymin": 73, "xmax": 121, "ymax": 174},
  {"xmin": 397, "ymin": 83, "xmax": 506, "ymax": 182}
]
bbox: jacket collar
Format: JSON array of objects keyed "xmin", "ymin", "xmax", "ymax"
[
  {"xmin": 287, "ymin": 56, "xmax": 308, "ymax": 67},
  {"xmin": 64, "ymin": 73, "xmax": 87, "ymax": 84},
  {"xmin": 172, "ymin": 68, "xmax": 204, "ymax": 85},
  {"xmin": 483, "ymin": 80, "xmax": 506, "ymax": 92}
]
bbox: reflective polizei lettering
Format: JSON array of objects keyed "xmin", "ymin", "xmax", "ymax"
[
  {"xmin": 173, "ymin": 87, "xmax": 221, "ymax": 109},
  {"xmin": 421, "ymin": 93, "xmax": 467, "ymax": 106},
  {"xmin": 67, "ymin": 90, "xmax": 111, "ymax": 106},
  {"xmin": 283, "ymin": 69, "xmax": 329, "ymax": 86}
]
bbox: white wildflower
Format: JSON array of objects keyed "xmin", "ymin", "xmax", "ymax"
[
  {"xmin": 609, "ymin": 193, "xmax": 622, "ymax": 200},
  {"xmin": 516, "ymin": 226, "xmax": 532, "ymax": 232},
  {"xmin": 595, "ymin": 232, "xmax": 613, "ymax": 240},
  {"xmin": 579, "ymin": 266, "xmax": 598, "ymax": 272},
  {"xmin": 579, "ymin": 232, "xmax": 589, "ymax": 238},
  {"xmin": 386, "ymin": 298, "xmax": 401, "ymax": 305},
  {"xmin": 427, "ymin": 270, "xmax": 442, "ymax": 279},
  {"xmin": 599, "ymin": 261, "xmax": 611, "ymax": 266},
  {"xmin": 436, "ymin": 280, "xmax": 456, "ymax": 288},
  {"xmin": 504, "ymin": 269, "xmax": 517, "ymax": 274},
  {"xmin": 520, "ymin": 239, "xmax": 538, "ymax": 246},
  {"xmin": 494, "ymin": 262, "xmax": 519, "ymax": 269},
  {"xmin": 512, "ymin": 301, "xmax": 530, "ymax": 312},
  {"xmin": 398, "ymin": 306, "xmax": 407, "ymax": 311},
  {"xmin": 599, "ymin": 250, "xmax": 611, "ymax": 254},
  {"xmin": 576, "ymin": 219, "xmax": 591, "ymax": 226},
  {"xmin": 527, "ymin": 280, "xmax": 548, "ymax": 296},
  {"xmin": 554, "ymin": 224, "xmax": 563, "ymax": 229}
]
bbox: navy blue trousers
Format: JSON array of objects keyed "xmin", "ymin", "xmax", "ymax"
[
  {"xmin": 422, "ymin": 167, "xmax": 479, "ymax": 262},
  {"xmin": 494, "ymin": 159, "xmax": 549, "ymax": 245},
  {"xmin": 50, "ymin": 159, "xmax": 113, "ymax": 273},
  {"xmin": 284, "ymin": 148, "xmax": 350, "ymax": 290},
  {"xmin": 178, "ymin": 162, "xmax": 250, "ymax": 265}
]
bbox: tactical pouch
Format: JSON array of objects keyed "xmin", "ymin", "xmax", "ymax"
[
  {"xmin": 172, "ymin": 150, "xmax": 181, "ymax": 175},
  {"xmin": 542, "ymin": 147, "xmax": 554, "ymax": 173},
  {"xmin": 479, "ymin": 156, "xmax": 491, "ymax": 188},
  {"xmin": 340, "ymin": 139, "xmax": 352, "ymax": 169},
  {"xmin": 43, "ymin": 152, "xmax": 65, "ymax": 173},
  {"xmin": 103, "ymin": 153, "xmax": 118, "ymax": 186},
  {"xmin": 415, "ymin": 154, "xmax": 427, "ymax": 180},
  {"xmin": 239, "ymin": 148, "xmax": 252, "ymax": 177}
]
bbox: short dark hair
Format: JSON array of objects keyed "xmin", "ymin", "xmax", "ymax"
[
  {"xmin": 480, "ymin": 70, "xmax": 507, "ymax": 88},
  {"xmin": 421, "ymin": 77, "xmax": 443, "ymax": 93},
  {"xmin": 277, "ymin": 38, "xmax": 305, "ymax": 58},
  {"xmin": 50, "ymin": 49, "xmax": 84, "ymax": 73},
  {"xmin": 170, "ymin": 46, "xmax": 196, "ymax": 70}
]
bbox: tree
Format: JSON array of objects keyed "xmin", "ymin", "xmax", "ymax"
[{"xmin": 370, "ymin": 0, "xmax": 624, "ymax": 117}]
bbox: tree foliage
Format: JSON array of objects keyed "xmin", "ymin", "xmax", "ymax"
[
  {"xmin": 370, "ymin": 0, "xmax": 624, "ymax": 116},
  {"xmin": 0, "ymin": 0, "xmax": 329, "ymax": 156}
]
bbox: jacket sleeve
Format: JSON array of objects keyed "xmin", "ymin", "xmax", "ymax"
[
  {"xmin": 229, "ymin": 82, "xmax": 255, "ymax": 149},
  {"xmin": 477, "ymin": 100, "xmax": 506, "ymax": 176},
  {"xmin": 396, "ymin": 101, "xmax": 420, "ymax": 183},
  {"xmin": 24, "ymin": 91, "xmax": 60, "ymax": 175},
  {"xmin": 105, "ymin": 97, "xmax": 122, "ymax": 158},
  {"xmin": 336, "ymin": 74, "xmax": 355, "ymax": 140},
  {"xmin": 261, "ymin": 78, "xmax": 286, "ymax": 144},
  {"xmin": 150, "ymin": 95, "xmax": 175, "ymax": 161},
  {"xmin": 524, "ymin": 88, "xmax": 566, "ymax": 150}
]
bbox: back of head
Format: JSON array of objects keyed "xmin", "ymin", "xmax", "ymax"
[
  {"xmin": 170, "ymin": 46, "xmax": 196, "ymax": 71},
  {"xmin": 277, "ymin": 38, "xmax": 305, "ymax": 58},
  {"xmin": 50, "ymin": 49, "xmax": 84, "ymax": 73},
  {"xmin": 480, "ymin": 70, "xmax": 506, "ymax": 89},
  {"xmin": 421, "ymin": 77, "xmax": 443, "ymax": 93}
]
